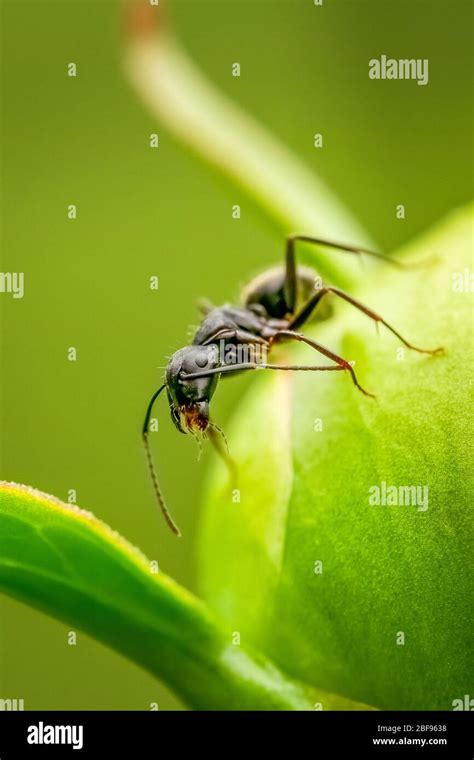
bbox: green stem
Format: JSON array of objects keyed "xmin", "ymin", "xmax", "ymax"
[{"xmin": 124, "ymin": 2, "xmax": 375, "ymax": 286}]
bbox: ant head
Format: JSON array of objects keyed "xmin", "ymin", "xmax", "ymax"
[{"xmin": 165, "ymin": 345, "xmax": 220, "ymax": 434}]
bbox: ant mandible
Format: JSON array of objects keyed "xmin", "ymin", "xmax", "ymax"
[{"xmin": 143, "ymin": 235, "xmax": 443, "ymax": 535}]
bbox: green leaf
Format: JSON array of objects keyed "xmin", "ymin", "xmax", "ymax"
[
  {"xmin": 0, "ymin": 481, "xmax": 372, "ymax": 710},
  {"xmin": 198, "ymin": 203, "xmax": 473, "ymax": 710}
]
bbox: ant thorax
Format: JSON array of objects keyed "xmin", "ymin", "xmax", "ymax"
[{"xmin": 192, "ymin": 305, "xmax": 271, "ymax": 346}]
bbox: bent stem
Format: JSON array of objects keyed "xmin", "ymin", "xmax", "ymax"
[{"xmin": 124, "ymin": 1, "xmax": 375, "ymax": 287}]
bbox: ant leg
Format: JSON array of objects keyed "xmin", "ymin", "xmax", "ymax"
[
  {"xmin": 285, "ymin": 235, "xmax": 405, "ymax": 277},
  {"xmin": 287, "ymin": 289, "xmax": 324, "ymax": 331},
  {"xmin": 181, "ymin": 356, "xmax": 372, "ymax": 397},
  {"xmin": 289, "ymin": 287, "xmax": 443, "ymax": 355},
  {"xmin": 283, "ymin": 234, "xmax": 404, "ymax": 319},
  {"xmin": 269, "ymin": 329, "xmax": 374, "ymax": 396},
  {"xmin": 182, "ymin": 363, "xmax": 346, "ymax": 378},
  {"xmin": 284, "ymin": 237, "xmax": 298, "ymax": 313},
  {"xmin": 142, "ymin": 385, "xmax": 181, "ymax": 536}
]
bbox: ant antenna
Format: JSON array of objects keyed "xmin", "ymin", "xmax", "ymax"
[{"xmin": 142, "ymin": 385, "xmax": 181, "ymax": 536}]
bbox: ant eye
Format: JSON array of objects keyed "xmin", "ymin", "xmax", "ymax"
[{"xmin": 195, "ymin": 352, "xmax": 210, "ymax": 368}]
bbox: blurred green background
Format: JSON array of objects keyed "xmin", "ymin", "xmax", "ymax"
[{"xmin": 0, "ymin": 0, "xmax": 472, "ymax": 710}]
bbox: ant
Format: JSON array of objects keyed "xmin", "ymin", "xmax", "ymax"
[{"xmin": 143, "ymin": 235, "xmax": 443, "ymax": 535}]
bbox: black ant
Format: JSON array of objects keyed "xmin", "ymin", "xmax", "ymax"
[{"xmin": 143, "ymin": 235, "xmax": 443, "ymax": 535}]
